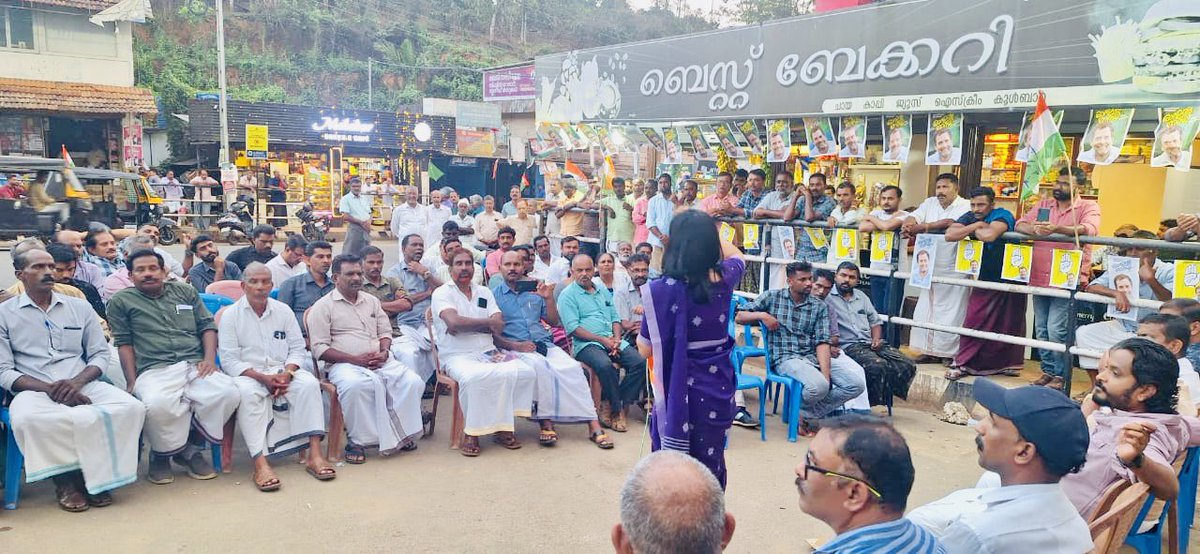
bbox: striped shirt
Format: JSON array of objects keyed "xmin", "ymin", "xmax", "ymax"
[{"xmin": 816, "ymin": 518, "xmax": 946, "ymax": 554}]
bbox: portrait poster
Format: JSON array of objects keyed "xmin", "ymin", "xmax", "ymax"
[
  {"xmin": 742, "ymin": 223, "xmax": 760, "ymax": 251},
  {"xmin": 639, "ymin": 125, "xmax": 666, "ymax": 153},
  {"xmin": 548, "ymin": 123, "xmax": 576, "ymax": 151},
  {"xmin": 1077, "ymin": 109, "xmax": 1134, "ymax": 166},
  {"xmin": 1173, "ymin": 260, "xmax": 1200, "ymax": 301},
  {"xmin": 736, "ymin": 120, "xmax": 764, "ymax": 155},
  {"xmin": 881, "ymin": 115, "xmax": 912, "ymax": 163},
  {"xmin": 714, "ymin": 123, "xmax": 745, "ymax": 158},
  {"xmin": 773, "ymin": 225, "xmax": 796, "ymax": 259},
  {"xmin": 1049, "ymin": 249, "xmax": 1084, "ymax": 290},
  {"xmin": 765, "ymin": 119, "xmax": 792, "ymax": 163},
  {"xmin": 1015, "ymin": 110, "xmax": 1065, "ymax": 162},
  {"xmin": 661, "ymin": 127, "xmax": 684, "ymax": 164},
  {"xmin": 719, "ymin": 222, "xmax": 737, "ymax": 244},
  {"xmin": 561, "ymin": 123, "xmax": 589, "ymax": 149},
  {"xmin": 838, "ymin": 116, "xmax": 868, "ymax": 159},
  {"xmin": 1001, "ymin": 243, "xmax": 1033, "ymax": 283},
  {"xmin": 576, "ymin": 123, "xmax": 602, "ymax": 147},
  {"xmin": 828, "ymin": 229, "xmax": 859, "ymax": 263},
  {"xmin": 802, "ymin": 117, "xmax": 838, "ymax": 157},
  {"xmin": 1150, "ymin": 106, "xmax": 1200, "ymax": 171},
  {"xmin": 613, "ymin": 125, "xmax": 643, "ymax": 150},
  {"xmin": 910, "ymin": 234, "xmax": 938, "ymax": 290},
  {"xmin": 687, "ymin": 125, "xmax": 717, "ymax": 161},
  {"xmin": 534, "ymin": 123, "xmax": 562, "ymax": 156},
  {"xmin": 870, "ymin": 231, "xmax": 895, "ymax": 264},
  {"xmin": 926, "ymin": 112, "xmax": 964, "ymax": 166},
  {"xmin": 1105, "ymin": 256, "xmax": 1141, "ymax": 321},
  {"xmin": 804, "ymin": 228, "xmax": 828, "ymax": 250},
  {"xmin": 954, "ymin": 240, "xmax": 983, "ymax": 277},
  {"xmin": 594, "ymin": 124, "xmax": 618, "ymax": 157}
]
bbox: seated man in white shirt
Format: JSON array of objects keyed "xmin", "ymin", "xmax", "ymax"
[
  {"xmin": 908, "ymin": 379, "xmax": 1092, "ymax": 553},
  {"xmin": 432, "ymin": 248, "xmax": 537, "ymax": 457},
  {"xmin": 218, "ymin": 263, "xmax": 335, "ymax": 490},
  {"xmin": 532, "ymin": 234, "xmax": 568, "ymax": 283},
  {"xmin": 1136, "ymin": 313, "xmax": 1200, "ymax": 415},
  {"xmin": 265, "ymin": 234, "xmax": 308, "ymax": 288}
]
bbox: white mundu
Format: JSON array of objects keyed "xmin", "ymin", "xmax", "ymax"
[
  {"xmin": 391, "ymin": 327, "xmax": 435, "ymax": 383},
  {"xmin": 908, "ymin": 195, "xmax": 972, "ymax": 358},
  {"xmin": 135, "ymin": 361, "xmax": 240, "ymax": 455},
  {"xmin": 0, "ymin": 294, "xmax": 145, "ymax": 494},
  {"xmin": 432, "ymin": 283, "xmax": 536, "ymax": 435},
  {"xmin": 218, "ymin": 297, "xmax": 325, "ymax": 458},
  {"xmin": 513, "ymin": 347, "xmax": 597, "ymax": 422}
]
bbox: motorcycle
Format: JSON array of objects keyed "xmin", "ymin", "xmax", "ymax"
[
  {"xmin": 296, "ymin": 201, "xmax": 330, "ymax": 242},
  {"xmin": 138, "ymin": 203, "xmax": 180, "ymax": 245},
  {"xmin": 216, "ymin": 200, "xmax": 255, "ymax": 244}
]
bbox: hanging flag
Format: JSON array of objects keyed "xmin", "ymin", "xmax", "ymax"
[
  {"xmin": 563, "ymin": 159, "xmax": 589, "ymax": 184},
  {"xmin": 491, "ymin": 159, "xmax": 499, "ymax": 180},
  {"xmin": 61, "ymin": 144, "xmax": 76, "ymax": 168},
  {"xmin": 1020, "ymin": 91, "xmax": 1067, "ymax": 200},
  {"xmin": 520, "ymin": 171, "xmax": 530, "ymax": 190},
  {"xmin": 428, "ymin": 161, "xmax": 445, "ymax": 182}
]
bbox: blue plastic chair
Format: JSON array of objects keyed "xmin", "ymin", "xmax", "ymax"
[
  {"xmin": 728, "ymin": 297, "xmax": 767, "ymax": 442},
  {"xmin": 199, "ymin": 292, "xmax": 235, "ymax": 315},
  {"xmin": 269, "ymin": 288, "xmax": 279, "ymax": 300},
  {"xmin": 1124, "ymin": 446, "xmax": 1199, "ymax": 553},
  {"xmin": 745, "ymin": 321, "xmax": 805, "ymax": 442}
]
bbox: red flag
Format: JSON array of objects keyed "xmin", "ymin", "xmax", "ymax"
[{"xmin": 520, "ymin": 172, "xmax": 530, "ymax": 191}]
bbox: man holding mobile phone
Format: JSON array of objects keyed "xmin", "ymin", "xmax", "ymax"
[
  {"xmin": 490, "ymin": 251, "xmax": 612, "ymax": 449},
  {"xmin": 1016, "ymin": 167, "xmax": 1102, "ymax": 390}
]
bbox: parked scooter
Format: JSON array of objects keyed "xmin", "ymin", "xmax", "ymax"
[
  {"xmin": 216, "ymin": 200, "xmax": 254, "ymax": 244},
  {"xmin": 296, "ymin": 201, "xmax": 330, "ymax": 242}
]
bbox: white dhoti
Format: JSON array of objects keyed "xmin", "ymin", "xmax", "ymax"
[
  {"xmin": 512, "ymin": 346, "xmax": 597, "ymax": 423},
  {"xmin": 233, "ymin": 369, "xmax": 326, "ymax": 459},
  {"xmin": 326, "ymin": 358, "xmax": 424, "ymax": 452},
  {"xmin": 10, "ymin": 382, "xmax": 145, "ymax": 494},
  {"xmin": 910, "ymin": 239, "xmax": 970, "ymax": 358},
  {"xmin": 443, "ymin": 353, "xmax": 536, "ymax": 436},
  {"xmin": 133, "ymin": 361, "xmax": 240, "ymax": 455},
  {"xmin": 392, "ymin": 326, "xmax": 436, "ymax": 383},
  {"xmin": 1076, "ymin": 320, "xmax": 1135, "ymax": 369},
  {"xmin": 836, "ymin": 354, "xmax": 871, "ymax": 411},
  {"xmin": 106, "ymin": 344, "xmax": 126, "ymax": 391}
]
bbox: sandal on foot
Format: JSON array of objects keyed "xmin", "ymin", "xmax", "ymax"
[
  {"xmin": 590, "ymin": 431, "xmax": 614, "ymax": 450},
  {"xmin": 538, "ymin": 429, "xmax": 558, "ymax": 446},
  {"xmin": 611, "ymin": 411, "xmax": 628, "ymax": 433},
  {"xmin": 306, "ymin": 465, "xmax": 337, "ymax": 481},
  {"xmin": 344, "ymin": 445, "xmax": 367, "ymax": 465},
  {"xmin": 461, "ymin": 436, "xmax": 481, "ymax": 457},
  {"xmin": 1000, "ymin": 367, "xmax": 1023, "ymax": 377},
  {"xmin": 253, "ymin": 470, "xmax": 282, "ymax": 492},
  {"xmin": 493, "ymin": 433, "xmax": 523, "ymax": 450},
  {"xmin": 85, "ymin": 491, "xmax": 113, "ymax": 508},
  {"xmin": 1031, "ymin": 373, "xmax": 1056, "ymax": 386},
  {"xmin": 944, "ymin": 368, "xmax": 966, "ymax": 381},
  {"xmin": 56, "ymin": 486, "xmax": 89, "ymax": 513}
]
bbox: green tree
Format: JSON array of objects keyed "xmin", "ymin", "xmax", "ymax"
[{"xmin": 724, "ymin": 0, "xmax": 813, "ymax": 24}]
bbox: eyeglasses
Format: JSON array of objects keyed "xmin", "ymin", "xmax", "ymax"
[{"xmin": 802, "ymin": 452, "xmax": 883, "ymax": 499}]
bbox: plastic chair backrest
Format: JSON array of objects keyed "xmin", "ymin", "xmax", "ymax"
[
  {"xmin": 269, "ymin": 289, "xmax": 279, "ymax": 300},
  {"xmin": 1089, "ymin": 482, "xmax": 1150, "ymax": 554},
  {"xmin": 757, "ymin": 321, "xmax": 774, "ymax": 374},
  {"xmin": 205, "ymin": 280, "xmax": 244, "ymax": 300},
  {"xmin": 198, "ymin": 293, "xmax": 234, "ymax": 315}
]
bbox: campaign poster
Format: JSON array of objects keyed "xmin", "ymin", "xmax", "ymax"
[
  {"xmin": 803, "ymin": 117, "xmax": 838, "ymax": 157},
  {"xmin": 770, "ymin": 225, "xmax": 796, "ymax": 289},
  {"xmin": 955, "ymin": 240, "xmax": 983, "ymax": 277},
  {"xmin": 1105, "ymin": 256, "xmax": 1141, "ymax": 322},
  {"xmin": 534, "ymin": 123, "xmax": 562, "ymax": 155},
  {"xmin": 870, "ymin": 231, "xmax": 895, "ymax": 264},
  {"xmin": 560, "ymin": 123, "xmax": 589, "ymax": 150},
  {"xmin": 804, "ymin": 228, "xmax": 828, "ymax": 250},
  {"xmin": 926, "ymin": 113, "xmax": 964, "ymax": 166},
  {"xmin": 828, "ymin": 229, "xmax": 859, "ymax": 263},
  {"xmin": 1015, "ymin": 110, "xmax": 1064, "ymax": 162},
  {"xmin": 576, "ymin": 123, "xmax": 602, "ymax": 147},
  {"xmin": 1001, "ymin": 243, "xmax": 1033, "ymax": 283},
  {"xmin": 1175, "ymin": 260, "xmax": 1200, "ymax": 300},
  {"xmin": 613, "ymin": 124, "xmax": 642, "ymax": 150},
  {"xmin": 1151, "ymin": 106, "xmax": 1200, "ymax": 171},
  {"xmin": 736, "ymin": 120, "xmax": 764, "ymax": 156},
  {"xmin": 765, "ymin": 119, "xmax": 792, "ymax": 163},
  {"xmin": 1077, "ymin": 109, "xmax": 1134, "ymax": 166},
  {"xmin": 881, "ymin": 115, "xmax": 912, "ymax": 163},
  {"xmin": 1050, "ymin": 249, "xmax": 1084, "ymax": 290},
  {"xmin": 594, "ymin": 124, "xmax": 619, "ymax": 157},
  {"xmin": 714, "ymin": 123, "xmax": 745, "ymax": 158},
  {"xmin": 661, "ymin": 127, "xmax": 684, "ymax": 164},
  {"xmin": 719, "ymin": 222, "xmax": 736, "ymax": 244},
  {"xmin": 546, "ymin": 123, "xmax": 575, "ymax": 151},
  {"xmin": 742, "ymin": 223, "xmax": 760, "ymax": 251},
  {"xmin": 687, "ymin": 125, "xmax": 717, "ymax": 161},
  {"xmin": 839, "ymin": 116, "xmax": 868, "ymax": 159},
  {"xmin": 910, "ymin": 234, "xmax": 938, "ymax": 290},
  {"xmin": 639, "ymin": 125, "xmax": 666, "ymax": 153}
]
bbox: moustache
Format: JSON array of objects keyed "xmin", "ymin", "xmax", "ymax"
[
  {"xmin": 40, "ymin": 275, "xmax": 54, "ymax": 283},
  {"xmin": 975, "ymin": 435, "xmax": 984, "ymax": 452}
]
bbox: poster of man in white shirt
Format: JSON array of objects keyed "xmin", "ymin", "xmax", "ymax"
[
  {"xmin": 925, "ymin": 113, "xmax": 964, "ymax": 166},
  {"xmin": 1150, "ymin": 106, "xmax": 1199, "ymax": 171},
  {"xmin": 803, "ymin": 116, "xmax": 838, "ymax": 157},
  {"xmin": 881, "ymin": 115, "xmax": 912, "ymax": 163},
  {"xmin": 838, "ymin": 116, "xmax": 867, "ymax": 159},
  {"xmin": 1078, "ymin": 109, "xmax": 1134, "ymax": 166}
]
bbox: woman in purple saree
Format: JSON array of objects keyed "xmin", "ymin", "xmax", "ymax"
[{"xmin": 638, "ymin": 210, "xmax": 745, "ymax": 488}]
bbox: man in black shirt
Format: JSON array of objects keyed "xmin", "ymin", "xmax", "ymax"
[
  {"xmin": 47, "ymin": 242, "xmax": 106, "ymax": 320},
  {"xmin": 225, "ymin": 224, "xmax": 278, "ymax": 270}
]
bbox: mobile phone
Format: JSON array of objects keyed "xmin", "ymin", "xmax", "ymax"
[
  {"xmin": 534, "ymin": 341, "xmax": 548, "ymax": 356},
  {"xmin": 1036, "ymin": 208, "xmax": 1050, "ymax": 222},
  {"xmin": 477, "ymin": 297, "xmax": 488, "ymax": 309},
  {"xmin": 515, "ymin": 279, "xmax": 538, "ymax": 293}
]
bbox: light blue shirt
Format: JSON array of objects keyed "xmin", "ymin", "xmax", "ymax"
[
  {"xmin": 816, "ymin": 518, "xmax": 946, "ymax": 554},
  {"xmin": 339, "ymin": 192, "xmax": 372, "ymax": 221},
  {"xmin": 646, "ymin": 195, "xmax": 675, "ymax": 248},
  {"xmin": 558, "ymin": 281, "xmax": 624, "ymax": 354}
]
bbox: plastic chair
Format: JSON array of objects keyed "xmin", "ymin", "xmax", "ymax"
[
  {"xmin": 301, "ymin": 309, "xmax": 347, "ymax": 463},
  {"xmin": 1175, "ymin": 447, "xmax": 1199, "ymax": 553},
  {"xmin": 728, "ymin": 297, "xmax": 767, "ymax": 442},
  {"xmin": 1090, "ymin": 482, "xmax": 1151, "ymax": 554},
  {"xmin": 269, "ymin": 289, "xmax": 279, "ymax": 300},
  {"xmin": 1124, "ymin": 446, "xmax": 1197, "ymax": 554},
  {"xmin": 2, "ymin": 402, "xmax": 22, "ymax": 510},
  {"xmin": 199, "ymin": 292, "xmax": 234, "ymax": 315},
  {"xmin": 205, "ymin": 280, "xmax": 244, "ymax": 300},
  {"xmin": 751, "ymin": 322, "xmax": 805, "ymax": 442},
  {"xmin": 729, "ymin": 296, "xmax": 767, "ymax": 374}
]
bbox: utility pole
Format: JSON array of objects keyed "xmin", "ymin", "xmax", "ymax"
[
  {"xmin": 368, "ymin": 57, "xmax": 374, "ymax": 110},
  {"xmin": 215, "ymin": 0, "xmax": 232, "ymax": 208}
]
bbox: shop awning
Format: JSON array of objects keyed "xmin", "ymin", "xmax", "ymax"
[
  {"xmin": 0, "ymin": 77, "xmax": 157, "ymax": 117},
  {"xmin": 24, "ymin": 1, "xmax": 121, "ymax": 11}
]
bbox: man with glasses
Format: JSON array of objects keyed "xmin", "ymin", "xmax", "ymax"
[{"xmin": 795, "ymin": 414, "xmax": 944, "ymax": 553}]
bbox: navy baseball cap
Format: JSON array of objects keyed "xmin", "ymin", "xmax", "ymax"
[{"xmin": 974, "ymin": 379, "xmax": 1089, "ymax": 474}]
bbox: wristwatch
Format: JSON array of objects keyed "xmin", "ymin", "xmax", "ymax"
[{"xmin": 1117, "ymin": 452, "xmax": 1145, "ymax": 469}]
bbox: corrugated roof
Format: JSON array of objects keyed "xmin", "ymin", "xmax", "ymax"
[
  {"xmin": 0, "ymin": 77, "xmax": 157, "ymax": 116},
  {"xmin": 21, "ymin": 0, "xmax": 121, "ymax": 11}
]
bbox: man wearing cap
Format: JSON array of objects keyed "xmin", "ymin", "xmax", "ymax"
[
  {"xmin": 451, "ymin": 198, "xmax": 476, "ymax": 237},
  {"xmin": 908, "ymin": 379, "xmax": 1092, "ymax": 552}
]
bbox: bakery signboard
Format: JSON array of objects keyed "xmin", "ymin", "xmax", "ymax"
[{"xmin": 535, "ymin": 0, "xmax": 1198, "ymax": 122}]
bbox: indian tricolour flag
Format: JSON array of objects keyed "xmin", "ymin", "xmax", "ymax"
[{"xmin": 1021, "ymin": 91, "xmax": 1067, "ymax": 200}]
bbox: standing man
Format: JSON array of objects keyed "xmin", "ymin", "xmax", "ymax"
[
  {"xmin": 599, "ymin": 177, "xmax": 635, "ymax": 252},
  {"xmin": 753, "ymin": 170, "xmax": 795, "ymax": 286},
  {"xmin": 473, "ymin": 195, "xmax": 503, "ymax": 250},
  {"xmin": 388, "ymin": 185, "xmax": 426, "ymax": 251},
  {"xmin": 218, "ymin": 263, "xmax": 335, "ymax": 489},
  {"xmin": 736, "ymin": 262, "xmax": 866, "ymax": 434},
  {"xmin": 501, "ymin": 184, "xmax": 523, "ymax": 217},
  {"xmin": 264, "ymin": 234, "xmax": 307, "ymax": 288},
  {"xmin": 225, "ymin": 224, "xmax": 278, "ymax": 270},
  {"xmin": 944, "ymin": 187, "xmax": 1022, "ymax": 380},
  {"xmin": 700, "ymin": 172, "xmax": 739, "ymax": 217},
  {"xmin": 264, "ymin": 170, "xmax": 288, "ymax": 227},
  {"xmin": 857, "ymin": 185, "xmax": 909, "ymax": 313},
  {"xmin": 424, "ymin": 189, "xmax": 452, "ymax": 259},
  {"xmin": 1017, "ymin": 167, "xmax": 1101, "ymax": 390},
  {"xmin": 451, "ymin": 198, "xmax": 476, "ymax": 237},
  {"xmin": 0, "ymin": 249, "xmax": 144, "ymax": 511},
  {"xmin": 276, "ymin": 240, "xmax": 334, "ymax": 331},
  {"xmin": 188, "ymin": 169, "xmax": 220, "ymax": 230},
  {"xmin": 161, "ymin": 170, "xmax": 184, "ymax": 213},
  {"xmin": 236, "ymin": 170, "xmax": 258, "ymax": 215},
  {"xmin": 827, "ymin": 182, "xmax": 860, "ymax": 227},
  {"xmin": 646, "ymin": 173, "xmax": 675, "ymax": 271},
  {"xmin": 555, "ymin": 177, "xmax": 594, "ymax": 256},
  {"xmin": 908, "ymin": 380, "xmax": 1091, "ymax": 552},
  {"xmin": 491, "ymin": 251, "xmax": 612, "ymax": 449},
  {"xmin": 782, "ymin": 173, "xmax": 837, "ymax": 263},
  {"xmin": 308, "ymin": 254, "xmax": 426, "ymax": 464},
  {"xmin": 502, "ymin": 199, "xmax": 539, "ymax": 246},
  {"xmin": 559, "ymin": 255, "xmax": 648, "ymax": 432},
  {"xmin": 108, "ymin": 250, "xmax": 240, "ymax": 484},
  {"xmin": 902, "ymin": 173, "xmax": 971, "ymax": 365},
  {"xmin": 384, "ymin": 234, "xmax": 440, "ymax": 383},
  {"xmin": 829, "ymin": 262, "xmax": 918, "ymax": 408},
  {"xmin": 735, "ymin": 168, "xmax": 766, "ymax": 219},
  {"xmin": 794, "ymin": 414, "xmax": 945, "ymax": 553},
  {"xmin": 186, "ymin": 234, "xmax": 242, "ymax": 293},
  {"xmin": 339, "ymin": 177, "xmax": 373, "ymax": 257}
]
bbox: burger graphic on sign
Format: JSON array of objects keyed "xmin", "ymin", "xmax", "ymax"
[{"xmin": 1093, "ymin": 0, "xmax": 1200, "ymax": 94}]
